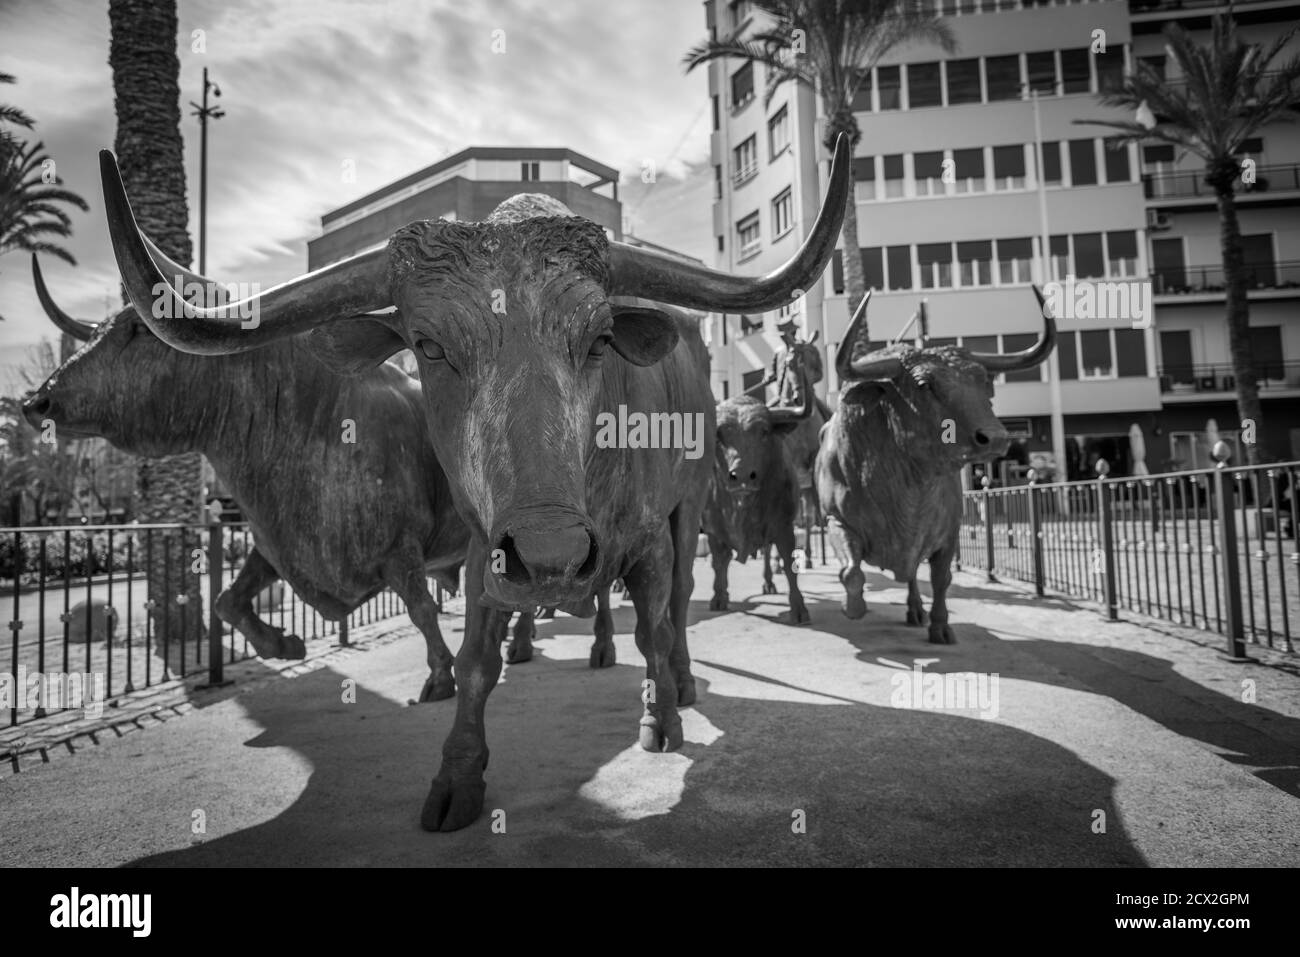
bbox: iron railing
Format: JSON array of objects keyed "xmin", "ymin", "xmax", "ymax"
[
  {"xmin": 958, "ymin": 455, "xmax": 1299, "ymax": 656},
  {"xmin": 1143, "ymin": 163, "xmax": 1300, "ymax": 200},
  {"xmin": 1158, "ymin": 361, "xmax": 1300, "ymax": 394},
  {"xmin": 1152, "ymin": 260, "xmax": 1300, "ymax": 295},
  {"xmin": 3, "ymin": 521, "xmax": 414, "ymax": 728}
]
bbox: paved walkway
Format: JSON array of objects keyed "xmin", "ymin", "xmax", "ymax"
[{"xmin": 1, "ymin": 558, "xmax": 1297, "ymax": 867}]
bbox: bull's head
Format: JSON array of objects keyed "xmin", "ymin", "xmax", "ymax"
[
  {"xmin": 834, "ymin": 288, "xmax": 1056, "ymax": 465},
  {"xmin": 716, "ymin": 366, "xmax": 812, "ymax": 499},
  {"xmin": 21, "ymin": 245, "xmax": 227, "ymax": 456},
  {"xmin": 100, "ymin": 136, "xmax": 851, "ymax": 605}
]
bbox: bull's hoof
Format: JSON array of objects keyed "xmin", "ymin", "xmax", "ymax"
[
  {"xmin": 928, "ymin": 623, "xmax": 956, "ymax": 645},
  {"xmin": 420, "ymin": 772, "xmax": 487, "ymax": 832},
  {"xmin": 788, "ymin": 604, "xmax": 811, "ymax": 626},
  {"xmin": 638, "ymin": 713, "xmax": 684, "ymax": 753},
  {"xmin": 761, "ymin": 580, "xmax": 778, "ymax": 595},
  {"xmin": 417, "ymin": 669, "xmax": 456, "ymax": 702},
  {"xmin": 842, "ymin": 592, "xmax": 867, "ymax": 620},
  {"xmin": 505, "ymin": 640, "xmax": 533, "ymax": 664},
  {"xmin": 709, "ymin": 595, "xmax": 729, "ymax": 611},
  {"xmin": 254, "ymin": 629, "xmax": 305, "ymax": 660},
  {"xmin": 906, "ymin": 607, "xmax": 928, "ymax": 626},
  {"xmin": 677, "ymin": 675, "xmax": 697, "ymax": 707},
  {"xmin": 589, "ymin": 640, "xmax": 616, "ymax": 669}
]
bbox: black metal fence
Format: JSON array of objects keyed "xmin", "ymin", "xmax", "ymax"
[
  {"xmin": 3, "ymin": 521, "xmax": 411, "ymax": 728},
  {"xmin": 958, "ymin": 456, "xmax": 1299, "ymax": 657}
]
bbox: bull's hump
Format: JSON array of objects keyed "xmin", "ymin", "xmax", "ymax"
[{"xmin": 487, "ymin": 192, "xmax": 578, "ymax": 224}]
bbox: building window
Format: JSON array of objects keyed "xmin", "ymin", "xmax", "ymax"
[
  {"xmin": 985, "ymin": 55, "xmax": 1022, "ymax": 101},
  {"xmin": 736, "ymin": 212, "xmax": 761, "ymax": 260},
  {"xmin": 1074, "ymin": 233, "xmax": 1104, "ymax": 278},
  {"xmin": 1038, "ymin": 140, "xmax": 1062, "ymax": 186},
  {"xmin": 851, "ymin": 69, "xmax": 872, "ymax": 111},
  {"xmin": 1049, "ymin": 235, "xmax": 1069, "ymax": 281},
  {"xmin": 1138, "ymin": 55, "xmax": 1165, "ymax": 81},
  {"xmin": 1251, "ymin": 326, "xmax": 1284, "ymax": 380},
  {"xmin": 957, "ymin": 240, "xmax": 993, "ymax": 287},
  {"xmin": 729, "ymin": 0, "xmax": 751, "ymax": 28},
  {"xmin": 1026, "ymin": 51, "xmax": 1056, "ymax": 94},
  {"xmin": 918, "ymin": 242, "xmax": 954, "ymax": 289},
  {"xmin": 992, "ymin": 145, "xmax": 1026, "ymax": 190},
  {"xmin": 853, "ymin": 156, "xmax": 876, "ymax": 202},
  {"xmin": 733, "ymin": 135, "xmax": 758, "ymax": 186},
  {"xmin": 877, "ymin": 65, "xmax": 902, "ymax": 110},
  {"xmin": 521, "ymin": 161, "xmax": 540, "ymax": 181},
  {"xmin": 953, "ymin": 147, "xmax": 985, "ymax": 193},
  {"xmin": 1114, "ymin": 329, "xmax": 1147, "ymax": 377},
  {"xmin": 883, "ymin": 153, "xmax": 905, "ymax": 198},
  {"xmin": 768, "ymin": 105, "xmax": 791, "ymax": 159},
  {"xmin": 1060, "ymin": 49, "xmax": 1091, "ymax": 94},
  {"xmin": 1103, "ymin": 137, "xmax": 1131, "ymax": 183},
  {"xmin": 714, "ymin": 164, "xmax": 723, "ymax": 201},
  {"xmin": 717, "ymin": 235, "xmax": 725, "ymax": 253},
  {"xmin": 862, "ymin": 246, "xmax": 885, "ymax": 291},
  {"xmin": 947, "ymin": 58, "xmax": 982, "ymax": 105},
  {"xmin": 1106, "ymin": 231, "xmax": 1138, "ymax": 277},
  {"xmin": 772, "ymin": 188, "xmax": 794, "ymax": 237},
  {"xmin": 731, "ymin": 61, "xmax": 755, "ymax": 110},
  {"xmin": 1002, "ymin": 334, "xmax": 1044, "ymax": 382},
  {"xmin": 741, "ymin": 369, "xmax": 765, "ymax": 394},
  {"xmin": 1095, "ymin": 47, "xmax": 1125, "ymax": 93},
  {"xmin": 887, "ymin": 245, "xmax": 912, "ymax": 290},
  {"xmin": 712, "ymin": 94, "xmax": 720, "ymax": 131},
  {"xmin": 997, "ymin": 237, "xmax": 1034, "ymax": 284},
  {"xmin": 1068, "ymin": 139, "xmax": 1097, "ymax": 186},
  {"xmin": 914, "ymin": 151, "xmax": 946, "ymax": 196},
  {"xmin": 1058, "ymin": 331, "xmax": 1079, "ymax": 380},
  {"xmin": 908, "ymin": 61, "xmax": 943, "ymax": 108},
  {"xmin": 1079, "ymin": 329, "xmax": 1114, "ymax": 378}
]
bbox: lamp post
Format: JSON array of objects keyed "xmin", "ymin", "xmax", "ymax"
[{"xmin": 189, "ymin": 67, "xmax": 224, "ymax": 274}]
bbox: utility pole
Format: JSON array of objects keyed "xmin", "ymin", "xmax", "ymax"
[{"xmin": 189, "ymin": 67, "xmax": 224, "ymax": 273}]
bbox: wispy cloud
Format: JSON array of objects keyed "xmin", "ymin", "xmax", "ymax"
[{"xmin": 0, "ymin": 0, "xmax": 713, "ymax": 354}]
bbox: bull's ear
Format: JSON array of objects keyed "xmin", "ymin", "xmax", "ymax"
[
  {"xmin": 307, "ymin": 314, "xmax": 406, "ymax": 376},
  {"xmin": 609, "ymin": 304, "xmax": 679, "ymax": 366}
]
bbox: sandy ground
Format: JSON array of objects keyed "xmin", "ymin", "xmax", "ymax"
[{"xmin": 1, "ymin": 556, "xmax": 1297, "ymax": 867}]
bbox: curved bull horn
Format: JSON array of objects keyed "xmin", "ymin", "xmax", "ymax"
[
  {"xmin": 766, "ymin": 363, "xmax": 813, "ymax": 427},
  {"xmin": 833, "ymin": 289, "xmax": 875, "ymax": 383},
  {"xmin": 100, "ymin": 150, "xmax": 391, "ymax": 356},
  {"xmin": 608, "ymin": 134, "xmax": 852, "ymax": 312},
  {"xmin": 31, "ymin": 255, "xmax": 97, "ymax": 341},
  {"xmin": 849, "ymin": 351, "xmax": 904, "ymax": 381},
  {"xmin": 968, "ymin": 285, "xmax": 1057, "ymax": 372}
]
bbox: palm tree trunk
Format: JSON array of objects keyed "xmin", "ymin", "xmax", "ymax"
[
  {"xmin": 1213, "ymin": 180, "xmax": 1267, "ymax": 465},
  {"xmin": 109, "ymin": 0, "xmax": 206, "ymax": 659}
]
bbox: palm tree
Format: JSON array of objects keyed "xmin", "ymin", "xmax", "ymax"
[
  {"xmin": 684, "ymin": 0, "xmax": 954, "ymax": 340},
  {"xmin": 1, "ymin": 72, "xmax": 36, "ymax": 152},
  {"xmin": 109, "ymin": 0, "xmax": 206, "ymax": 656},
  {"xmin": 1079, "ymin": 13, "xmax": 1299, "ymax": 465}
]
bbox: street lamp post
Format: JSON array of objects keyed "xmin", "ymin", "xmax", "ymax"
[{"xmin": 190, "ymin": 67, "xmax": 224, "ymax": 274}]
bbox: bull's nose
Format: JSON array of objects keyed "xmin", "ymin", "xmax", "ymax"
[
  {"xmin": 21, "ymin": 391, "xmax": 52, "ymax": 425},
  {"xmin": 974, "ymin": 429, "xmax": 1011, "ymax": 455},
  {"xmin": 494, "ymin": 525, "xmax": 599, "ymax": 587}
]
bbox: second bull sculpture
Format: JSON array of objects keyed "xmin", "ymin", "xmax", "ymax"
[
  {"xmin": 817, "ymin": 287, "xmax": 1056, "ymax": 644},
  {"xmin": 100, "ymin": 134, "xmax": 853, "ymax": 830}
]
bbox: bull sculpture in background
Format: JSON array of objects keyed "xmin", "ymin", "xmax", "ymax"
[
  {"xmin": 816, "ymin": 287, "xmax": 1056, "ymax": 644},
  {"xmin": 704, "ymin": 364, "xmax": 814, "ymax": 624},
  {"xmin": 23, "ymin": 249, "xmax": 529, "ymax": 703},
  {"xmin": 103, "ymin": 134, "xmax": 852, "ymax": 831}
]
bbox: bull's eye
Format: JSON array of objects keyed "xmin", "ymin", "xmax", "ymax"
[
  {"xmin": 417, "ymin": 339, "xmax": 446, "ymax": 362},
  {"xmin": 587, "ymin": 335, "xmax": 612, "ymax": 360}
]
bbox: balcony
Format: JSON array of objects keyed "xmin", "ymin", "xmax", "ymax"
[
  {"xmin": 1158, "ymin": 361, "xmax": 1300, "ymax": 396},
  {"xmin": 1130, "ymin": 0, "xmax": 1286, "ymax": 13},
  {"xmin": 1152, "ymin": 260, "xmax": 1300, "ymax": 296},
  {"xmin": 732, "ymin": 163, "xmax": 759, "ymax": 189},
  {"xmin": 1143, "ymin": 163, "xmax": 1300, "ymax": 201}
]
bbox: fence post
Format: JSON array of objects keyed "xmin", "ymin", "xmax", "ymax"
[
  {"xmin": 1096, "ymin": 459, "xmax": 1119, "ymax": 621},
  {"xmin": 338, "ymin": 616, "xmax": 350, "ymax": 648},
  {"xmin": 199, "ymin": 510, "xmax": 233, "ymax": 689},
  {"xmin": 982, "ymin": 475, "xmax": 997, "ymax": 583},
  {"xmin": 1027, "ymin": 468, "xmax": 1045, "ymax": 597},
  {"xmin": 1210, "ymin": 442, "xmax": 1249, "ymax": 660}
]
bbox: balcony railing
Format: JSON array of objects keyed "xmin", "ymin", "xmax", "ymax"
[
  {"xmin": 732, "ymin": 163, "xmax": 759, "ymax": 188},
  {"xmin": 1152, "ymin": 260, "xmax": 1300, "ymax": 295},
  {"xmin": 1130, "ymin": 0, "xmax": 1282, "ymax": 11},
  {"xmin": 1158, "ymin": 361, "xmax": 1300, "ymax": 394},
  {"xmin": 1143, "ymin": 163, "xmax": 1300, "ymax": 200}
]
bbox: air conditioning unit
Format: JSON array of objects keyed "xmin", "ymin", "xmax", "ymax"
[{"xmin": 1147, "ymin": 209, "xmax": 1173, "ymax": 231}]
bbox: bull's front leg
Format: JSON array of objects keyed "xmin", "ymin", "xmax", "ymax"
[
  {"xmin": 761, "ymin": 544, "xmax": 778, "ymax": 595},
  {"xmin": 625, "ymin": 529, "xmax": 682, "ymax": 753},
  {"xmin": 385, "ymin": 552, "xmax": 455, "ymax": 702},
  {"xmin": 905, "ymin": 578, "xmax": 928, "ymax": 626},
  {"xmin": 773, "ymin": 529, "xmax": 810, "ymax": 625},
  {"xmin": 827, "ymin": 518, "xmax": 867, "ymax": 620},
  {"xmin": 214, "ymin": 547, "xmax": 305, "ymax": 659},
  {"xmin": 590, "ymin": 586, "xmax": 616, "ymax": 669},
  {"xmin": 927, "ymin": 544, "xmax": 956, "ymax": 645},
  {"xmin": 421, "ymin": 539, "xmax": 509, "ymax": 832},
  {"xmin": 707, "ymin": 535, "xmax": 732, "ymax": 611},
  {"xmin": 506, "ymin": 611, "xmax": 535, "ymax": 663}
]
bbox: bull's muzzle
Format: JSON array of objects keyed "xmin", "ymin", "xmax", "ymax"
[
  {"xmin": 20, "ymin": 388, "xmax": 53, "ymax": 429},
  {"xmin": 485, "ymin": 517, "xmax": 600, "ymax": 608},
  {"xmin": 972, "ymin": 427, "xmax": 1012, "ymax": 459}
]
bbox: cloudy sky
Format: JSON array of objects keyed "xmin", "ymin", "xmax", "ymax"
[{"xmin": 0, "ymin": 0, "xmax": 714, "ymax": 377}]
